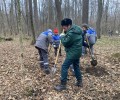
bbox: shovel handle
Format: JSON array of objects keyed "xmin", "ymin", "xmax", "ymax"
[{"xmin": 86, "ymin": 36, "xmax": 92, "ymax": 58}]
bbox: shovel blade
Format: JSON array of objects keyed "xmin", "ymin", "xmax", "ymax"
[
  {"xmin": 91, "ymin": 59, "xmax": 97, "ymax": 66},
  {"xmin": 51, "ymin": 65, "xmax": 57, "ymax": 74}
]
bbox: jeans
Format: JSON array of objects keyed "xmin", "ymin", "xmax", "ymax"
[
  {"xmin": 54, "ymin": 47, "xmax": 62, "ymax": 56},
  {"xmin": 61, "ymin": 58, "xmax": 82, "ymax": 82}
]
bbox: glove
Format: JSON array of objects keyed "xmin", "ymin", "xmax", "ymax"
[
  {"xmin": 53, "ymin": 45, "xmax": 57, "ymax": 48},
  {"xmin": 52, "ymin": 44, "xmax": 56, "ymax": 48},
  {"xmin": 60, "ymin": 33, "xmax": 65, "ymax": 37}
]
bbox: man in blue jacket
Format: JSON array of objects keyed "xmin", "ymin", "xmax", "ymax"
[{"xmin": 35, "ymin": 29, "xmax": 53, "ymax": 74}]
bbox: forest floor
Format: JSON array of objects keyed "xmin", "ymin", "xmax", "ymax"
[{"xmin": 0, "ymin": 36, "xmax": 120, "ymax": 100}]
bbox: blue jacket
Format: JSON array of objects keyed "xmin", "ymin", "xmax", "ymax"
[
  {"xmin": 52, "ymin": 34, "xmax": 60, "ymax": 47},
  {"xmin": 82, "ymin": 28, "xmax": 97, "ymax": 46},
  {"xmin": 86, "ymin": 28, "xmax": 96, "ymax": 36},
  {"xmin": 86, "ymin": 28, "xmax": 97, "ymax": 45}
]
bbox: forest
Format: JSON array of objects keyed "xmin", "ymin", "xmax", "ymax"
[{"xmin": 0, "ymin": 0, "xmax": 120, "ymax": 100}]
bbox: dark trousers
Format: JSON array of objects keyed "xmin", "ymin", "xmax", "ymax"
[
  {"xmin": 61, "ymin": 58, "xmax": 82, "ymax": 82},
  {"xmin": 37, "ymin": 48, "xmax": 49, "ymax": 69},
  {"xmin": 54, "ymin": 47, "xmax": 62, "ymax": 56}
]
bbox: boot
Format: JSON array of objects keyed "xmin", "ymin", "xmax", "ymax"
[
  {"xmin": 43, "ymin": 63, "xmax": 51, "ymax": 74},
  {"xmin": 75, "ymin": 80, "xmax": 83, "ymax": 87},
  {"xmin": 54, "ymin": 81, "xmax": 67, "ymax": 91},
  {"xmin": 44, "ymin": 67, "xmax": 51, "ymax": 74}
]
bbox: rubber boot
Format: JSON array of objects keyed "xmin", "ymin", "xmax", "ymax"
[
  {"xmin": 54, "ymin": 81, "xmax": 67, "ymax": 91},
  {"xmin": 44, "ymin": 64, "xmax": 51, "ymax": 74},
  {"xmin": 75, "ymin": 80, "xmax": 83, "ymax": 87}
]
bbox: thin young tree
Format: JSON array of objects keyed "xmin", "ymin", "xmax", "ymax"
[
  {"xmin": 3, "ymin": 0, "xmax": 13, "ymax": 35},
  {"xmin": 96, "ymin": 0, "xmax": 104, "ymax": 39},
  {"xmin": 0, "ymin": 4, "xmax": 6, "ymax": 36},
  {"xmin": 29, "ymin": 0, "xmax": 36, "ymax": 44},
  {"xmin": 17, "ymin": 0, "xmax": 24, "ymax": 70}
]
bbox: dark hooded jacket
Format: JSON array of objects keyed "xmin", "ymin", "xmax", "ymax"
[{"xmin": 61, "ymin": 25, "xmax": 82, "ymax": 59}]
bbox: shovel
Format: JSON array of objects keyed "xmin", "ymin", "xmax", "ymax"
[
  {"xmin": 86, "ymin": 36, "xmax": 97, "ymax": 66},
  {"xmin": 51, "ymin": 30, "xmax": 64, "ymax": 74},
  {"xmin": 51, "ymin": 41, "xmax": 61, "ymax": 74}
]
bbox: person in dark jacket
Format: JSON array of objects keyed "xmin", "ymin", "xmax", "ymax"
[
  {"xmin": 35, "ymin": 29, "xmax": 53, "ymax": 74},
  {"xmin": 54, "ymin": 18, "xmax": 83, "ymax": 91},
  {"xmin": 52, "ymin": 28, "xmax": 62, "ymax": 56}
]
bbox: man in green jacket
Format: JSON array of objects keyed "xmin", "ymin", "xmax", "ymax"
[{"xmin": 54, "ymin": 18, "xmax": 83, "ymax": 91}]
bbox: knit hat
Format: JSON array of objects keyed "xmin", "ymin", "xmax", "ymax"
[
  {"xmin": 61, "ymin": 18, "xmax": 72, "ymax": 26},
  {"xmin": 54, "ymin": 28, "xmax": 59, "ymax": 34}
]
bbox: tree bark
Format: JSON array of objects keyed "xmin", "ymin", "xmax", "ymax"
[
  {"xmin": 3, "ymin": 0, "xmax": 13, "ymax": 35},
  {"xmin": 96, "ymin": 0, "xmax": 103, "ymax": 39},
  {"xmin": 82, "ymin": 0, "xmax": 89, "ymax": 24},
  {"xmin": 33, "ymin": 0, "xmax": 39, "ymax": 34},
  {"xmin": 29, "ymin": 0, "xmax": 36, "ymax": 44},
  {"xmin": 55, "ymin": 0, "xmax": 63, "ymax": 32}
]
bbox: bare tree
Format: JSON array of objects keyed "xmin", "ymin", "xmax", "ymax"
[
  {"xmin": 104, "ymin": 0, "xmax": 109, "ymax": 33},
  {"xmin": 29, "ymin": 0, "xmax": 36, "ymax": 44},
  {"xmin": 0, "ymin": 0, "xmax": 120, "ymax": 38},
  {"xmin": 24, "ymin": 0, "xmax": 30, "ymax": 36},
  {"xmin": 55, "ymin": 0, "xmax": 63, "ymax": 32},
  {"xmin": 3, "ymin": 0, "xmax": 13, "ymax": 35},
  {"xmin": 82, "ymin": 0, "xmax": 89, "ymax": 24},
  {"xmin": 33, "ymin": 0, "xmax": 39, "ymax": 34},
  {"xmin": 17, "ymin": 0, "xmax": 24, "ymax": 69},
  {"xmin": 96, "ymin": 0, "xmax": 104, "ymax": 39},
  {"xmin": 0, "ymin": 4, "xmax": 6, "ymax": 36}
]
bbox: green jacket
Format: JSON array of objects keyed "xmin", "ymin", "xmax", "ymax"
[{"xmin": 61, "ymin": 25, "xmax": 83, "ymax": 59}]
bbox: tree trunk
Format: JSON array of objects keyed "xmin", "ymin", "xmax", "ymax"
[
  {"xmin": 0, "ymin": 4, "xmax": 6, "ymax": 36},
  {"xmin": 104, "ymin": 0, "xmax": 109, "ymax": 34},
  {"xmin": 14, "ymin": 0, "xmax": 19, "ymax": 35},
  {"xmin": 96, "ymin": 0, "xmax": 103, "ymax": 39},
  {"xmin": 33, "ymin": 0, "xmax": 39, "ymax": 34},
  {"xmin": 82, "ymin": 0, "xmax": 89, "ymax": 24},
  {"xmin": 48, "ymin": 0, "xmax": 53, "ymax": 29},
  {"xmin": 55, "ymin": 0, "xmax": 63, "ymax": 32},
  {"xmin": 17, "ymin": 0, "xmax": 24, "ymax": 70},
  {"xmin": 29, "ymin": 0, "xmax": 36, "ymax": 44},
  {"xmin": 25, "ymin": 0, "xmax": 30, "ymax": 36},
  {"xmin": 3, "ymin": 0, "xmax": 13, "ymax": 35}
]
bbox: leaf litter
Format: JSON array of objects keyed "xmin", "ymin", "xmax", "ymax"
[{"xmin": 0, "ymin": 36, "xmax": 120, "ymax": 100}]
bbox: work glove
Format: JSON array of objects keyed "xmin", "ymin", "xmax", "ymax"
[
  {"xmin": 53, "ymin": 44, "xmax": 57, "ymax": 48},
  {"xmin": 52, "ymin": 43, "xmax": 57, "ymax": 48},
  {"xmin": 60, "ymin": 33, "xmax": 65, "ymax": 37}
]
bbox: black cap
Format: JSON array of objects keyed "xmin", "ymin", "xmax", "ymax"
[{"xmin": 61, "ymin": 18, "xmax": 72, "ymax": 26}]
